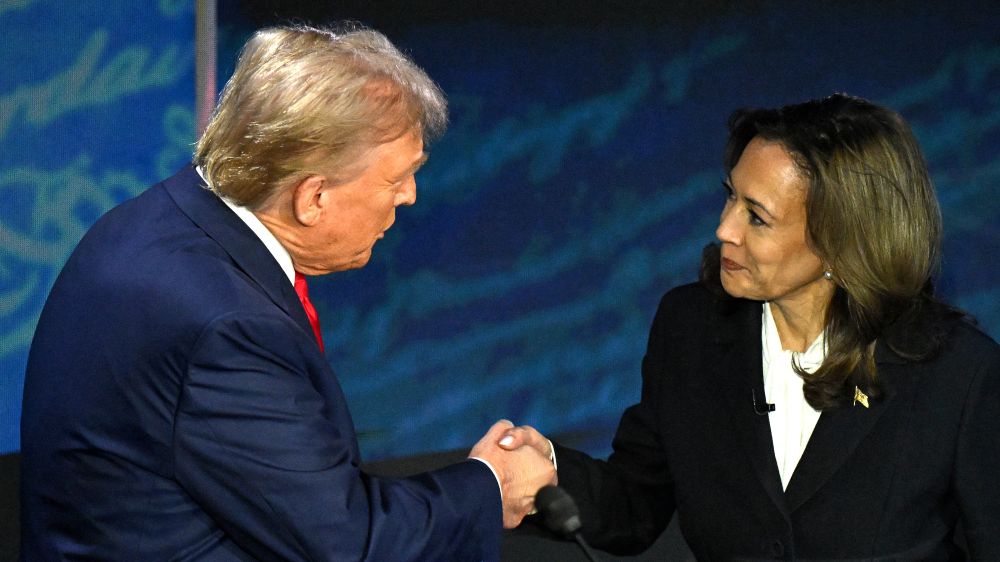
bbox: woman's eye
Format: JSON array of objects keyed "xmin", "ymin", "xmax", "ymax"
[{"xmin": 749, "ymin": 210, "xmax": 767, "ymax": 227}]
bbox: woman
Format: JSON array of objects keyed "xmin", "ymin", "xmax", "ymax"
[{"xmin": 503, "ymin": 94, "xmax": 999, "ymax": 560}]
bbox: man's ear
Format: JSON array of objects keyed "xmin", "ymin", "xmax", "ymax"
[{"xmin": 291, "ymin": 175, "xmax": 327, "ymax": 226}]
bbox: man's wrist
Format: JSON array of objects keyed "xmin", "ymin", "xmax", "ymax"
[{"xmin": 469, "ymin": 456, "xmax": 503, "ymax": 501}]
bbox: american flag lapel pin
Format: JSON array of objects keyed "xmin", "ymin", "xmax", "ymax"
[{"xmin": 853, "ymin": 386, "xmax": 870, "ymax": 408}]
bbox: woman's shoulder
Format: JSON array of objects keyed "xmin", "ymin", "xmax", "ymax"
[
  {"xmin": 944, "ymin": 318, "xmax": 1000, "ymax": 363},
  {"xmin": 655, "ymin": 281, "xmax": 758, "ymax": 326},
  {"xmin": 882, "ymin": 311, "xmax": 1000, "ymax": 377},
  {"xmin": 659, "ymin": 280, "xmax": 753, "ymax": 310},
  {"xmin": 921, "ymin": 319, "xmax": 1000, "ymax": 405},
  {"xmin": 660, "ymin": 281, "xmax": 711, "ymax": 303},
  {"xmin": 883, "ymin": 298, "xmax": 999, "ymax": 364}
]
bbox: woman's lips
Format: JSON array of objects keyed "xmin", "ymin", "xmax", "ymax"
[{"xmin": 721, "ymin": 257, "xmax": 743, "ymax": 271}]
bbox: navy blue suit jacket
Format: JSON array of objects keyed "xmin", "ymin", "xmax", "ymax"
[
  {"xmin": 21, "ymin": 166, "xmax": 502, "ymax": 561},
  {"xmin": 556, "ymin": 283, "xmax": 1000, "ymax": 561}
]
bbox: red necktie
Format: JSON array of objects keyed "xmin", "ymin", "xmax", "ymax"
[{"xmin": 293, "ymin": 271, "xmax": 324, "ymax": 352}]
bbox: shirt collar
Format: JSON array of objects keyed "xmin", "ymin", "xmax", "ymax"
[
  {"xmin": 762, "ymin": 301, "xmax": 827, "ymax": 371},
  {"xmin": 195, "ymin": 166, "xmax": 296, "ymax": 286}
]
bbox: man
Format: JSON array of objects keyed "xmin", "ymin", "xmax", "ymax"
[{"xmin": 21, "ymin": 25, "xmax": 555, "ymax": 560}]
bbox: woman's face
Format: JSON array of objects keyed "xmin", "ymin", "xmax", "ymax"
[{"xmin": 716, "ymin": 136, "xmax": 830, "ymax": 308}]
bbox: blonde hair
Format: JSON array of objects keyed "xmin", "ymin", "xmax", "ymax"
[
  {"xmin": 194, "ymin": 24, "xmax": 447, "ymax": 209},
  {"xmin": 707, "ymin": 93, "xmax": 956, "ymax": 409}
]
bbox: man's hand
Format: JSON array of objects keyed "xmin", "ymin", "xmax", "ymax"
[
  {"xmin": 470, "ymin": 420, "xmax": 557, "ymax": 528},
  {"xmin": 496, "ymin": 424, "xmax": 553, "ymax": 462}
]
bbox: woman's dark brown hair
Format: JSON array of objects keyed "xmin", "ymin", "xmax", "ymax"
[{"xmin": 703, "ymin": 93, "xmax": 960, "ymax": 409}]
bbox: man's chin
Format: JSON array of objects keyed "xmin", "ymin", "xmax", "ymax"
[
  {"xmin": 348, "ymin": 248, "xmax": 374, "ymax": 269},
  {"xmin": 315, "ymin": 250, "xmax": 373, "ymax": 275}
]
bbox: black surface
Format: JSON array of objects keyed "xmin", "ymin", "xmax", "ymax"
[
  {"xmin": 0, "ymin": 453, "xmax": 19, "ymax": 562},
  {"xmin": 364, "ymin": 447, "xmax": 692, "ymax": 561},
  {"xmin": 3, "ymin": 447, "xmax": 691, "ymax": 561}
]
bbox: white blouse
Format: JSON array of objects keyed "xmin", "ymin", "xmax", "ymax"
[{"xmin": 761, "ymin": 302, "xmax": 826, "ymax": 490}]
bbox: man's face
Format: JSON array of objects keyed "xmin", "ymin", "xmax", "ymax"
[{"xmin": 298, "ymin": 130, "xmax": 427, "ymax": 274}]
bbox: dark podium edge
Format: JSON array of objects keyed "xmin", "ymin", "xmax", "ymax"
[{"xmin": 3, "ymin": 449, "xmax": 689, "ymax": 561}]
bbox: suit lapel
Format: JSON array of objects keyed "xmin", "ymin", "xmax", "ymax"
[
  {"xmin": 161, "ymin": 166, "xmax": 315, "ymax": 340},
  {"xmin": 783, "ymin": 344, "xmax": 907, "ymax": 512},
  {"xmin": 709, "ymin": 293, "xmax": 913, "ymax": 515},
  {"xmin": 714, "ymin": 299, "xmax": 789, "ymax": 516}
]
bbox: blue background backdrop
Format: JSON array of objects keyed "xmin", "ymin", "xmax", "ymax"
[{"xmin": 2, "ymin": 0, "xmax": 998, "ymax": 460}]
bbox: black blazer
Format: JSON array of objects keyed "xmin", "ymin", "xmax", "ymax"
[{"xmin": 555, "ymin": 282, "xmax": 1000, "ymax": 561}]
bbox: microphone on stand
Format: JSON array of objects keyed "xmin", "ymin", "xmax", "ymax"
[{"xmin": 535, "ymin": 485, "xmax": 602, "ymax": 562}]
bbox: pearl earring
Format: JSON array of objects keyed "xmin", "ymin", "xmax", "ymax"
[{"xmin": 823, "ymin": 270, "xmax": 833, "ymax": 281}]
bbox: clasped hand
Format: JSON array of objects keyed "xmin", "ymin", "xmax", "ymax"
[{"xmin": 469, "ymin": 420, "xmax": 557, "ymax": 528}]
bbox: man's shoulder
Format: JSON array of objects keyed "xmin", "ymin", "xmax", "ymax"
[
  {"xmin": 72, "ymin": 167, "xmax": 196, "ymax": 251},
  {"xmin": 58, "ymin": 170, "xmax": 273, "ymax": 332}
]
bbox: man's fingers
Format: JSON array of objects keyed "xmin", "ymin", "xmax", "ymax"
[
  {"xmin": 499, "ymin": 426, "xmax": 535, "ymax": 449},
  {"xmin": 469, "ymin": 419, "xmax": 516, "ymax": 458},
  {"xmin": 490, "ymin": 419, "xmax": 514, "ymax": 434},
  {"xmin": 498, "ymin": 425, "xmax": 548, "ymax": 451},
  {"xmin": 482, "ymin": 419, "xmax": 515, "ymax": 442}
]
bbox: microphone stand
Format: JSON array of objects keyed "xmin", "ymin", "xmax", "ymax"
[
  {"xmin": 571, "ymin": 531, "xmax": 601, "ymax": 562},
  {"xmin": 535, "ymin": 485, "xmax": 604, "ymax": 562}
]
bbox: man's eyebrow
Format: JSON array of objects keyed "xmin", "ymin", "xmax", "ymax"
[
  {"xmin": 408, "ymin": 153, "xmax": 429, "ymax": 175},
  {"xmin": 391, "ymin": 153, "xmax": 429, "ymax": 184}
]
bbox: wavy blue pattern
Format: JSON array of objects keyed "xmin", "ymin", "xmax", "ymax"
[
  {"xmin": 1, "ymin": 2, "xmax": 998, "ymax": 461},
  {"xmin": 0, "ymin": 1, "xmax": 194, "ymax": 452}
]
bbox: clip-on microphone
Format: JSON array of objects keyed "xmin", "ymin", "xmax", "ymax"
[{"xmin": 753, "ymin": 388, "xmax": 776, "ymax": 415}]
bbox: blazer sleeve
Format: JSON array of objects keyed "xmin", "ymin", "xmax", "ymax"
[
  {"xmin": 553, "ymin": 292, "xmax": 677, "ymax": 555},
  {"xmin": 953, "ymin": 332, "xmax": 1000, "ymax": 560},
  {"xmin": 173, "ymin": 310, "xmax": 502, "ymax": 562}
]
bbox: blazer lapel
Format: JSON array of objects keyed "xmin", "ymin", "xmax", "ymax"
[
  {"xmin": 783, "ymin": 344, "xmax": 907, "ymax": 512},
  {"xmin": 161, "ymin": 166, "xmax": 315, "ymax": 340},
  {"xmin": 715, "ymin": 299, "xmax": 789, "ymax": 516}
]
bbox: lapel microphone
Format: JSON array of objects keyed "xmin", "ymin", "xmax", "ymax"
[{"xmin": 753, "ymin": 388, "xmax": 776, "ymax": 415}]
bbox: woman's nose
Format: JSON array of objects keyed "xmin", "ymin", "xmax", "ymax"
[{"xmin": 716, "ymin": 204, "xmax": 742, "ymax": 245}]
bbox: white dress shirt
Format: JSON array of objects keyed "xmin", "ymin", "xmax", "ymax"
[
  {"xmin": 761, "ymin": 302, "xmax": 826, "ymax": 490},
  {"xmin": 196, "ymin": 166, "xmax": 295, "ymax": 285}
]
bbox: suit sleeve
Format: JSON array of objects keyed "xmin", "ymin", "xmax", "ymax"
[
  {"xmin": 954, "ymin": 335, "xmax": 1000, "ymax": 560},
  {"xmin": 172, "ymin": 310, "xmax": 502, "ymax": 562},
  {"xmin": 553, "ymin": 293, "xmax": 677, "ymax": 555}
]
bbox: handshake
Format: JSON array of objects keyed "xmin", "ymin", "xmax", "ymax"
[{"xmin": 469, "ymin": 420, "xmax": 558, "ymax": 528}]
